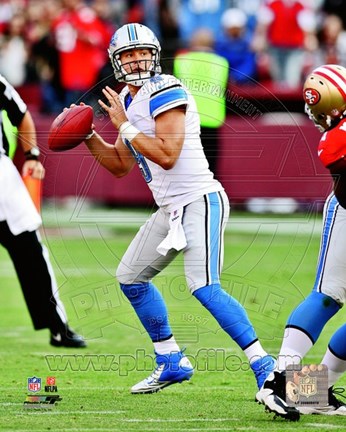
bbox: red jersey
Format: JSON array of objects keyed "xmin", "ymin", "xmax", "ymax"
[
  {"xmin": 266, "ymin": 0, "xmax": 305, "ymax": 48},
  {"xmin": 52, "ymin": 6, "xmax": 112, "ymax": 91},
  {"xmin": 318, "ymin": 118, "xmax": 346, "ymax": 168}
]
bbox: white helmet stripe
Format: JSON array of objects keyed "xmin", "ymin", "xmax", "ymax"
[{"xmin": 314, "ymin": 66, "xmax": 346, "ymax": 99}]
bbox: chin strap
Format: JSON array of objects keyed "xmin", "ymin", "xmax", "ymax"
[
  {"xmin": 125, "ymin": 72, "xmax": 152, "ymax": 86},
  {"xmin": 305, "ymin": 104, "xmax": 327, "ymax": 132},
  {"xmin": 305, "ymin": 104, "xmax": 346, "ymax": 132}
]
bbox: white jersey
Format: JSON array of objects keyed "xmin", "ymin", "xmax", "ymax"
[{"xmin": 119, "ymin": 74, "xmax": 223, "ymax": 212}]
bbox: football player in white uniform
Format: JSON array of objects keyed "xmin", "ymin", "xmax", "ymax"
[
  {"xmin": 257, "ymin": 64, "xmax": 346, "ymax": 419},
  {"xmin": 84, "ymin": 23, "xmax": 276, "ymax": 394}
]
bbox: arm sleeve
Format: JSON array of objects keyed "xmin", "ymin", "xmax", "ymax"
[
  {"xmin": 0, "ymin": 76, "xmax": 27, "ymax": 127},
  {"xmin": 149, "ymin": 83, "xmax": 188, "ymax": 118},
  {"xmin": 318, "ymin": 122, "xmax": 346, "ymax": 168},
  {"xmin": 329, "ymin": 167, "xmax": 346, "ymax": 209}
]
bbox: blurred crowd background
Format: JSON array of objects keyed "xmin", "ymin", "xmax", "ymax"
[{"xmin": 0, "ymin": 0, "xmax": 345, "ymax": 114}]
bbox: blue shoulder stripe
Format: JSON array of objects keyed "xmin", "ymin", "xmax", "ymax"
[{"xmin": 150, "ymin": 88, "xmax": 187, "ymax": 116}]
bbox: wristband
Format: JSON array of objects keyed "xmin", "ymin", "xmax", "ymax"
[
  {"xmin": 119, "ymin": 121, "xmax": 140, "ymax": 143},
  {"xmin": 85, "ymin": 130, "xmax": 96, "ymax": 140},
  {"xmin": 24, "ymin": 147, "xmax": 40, "ymax": 161}
]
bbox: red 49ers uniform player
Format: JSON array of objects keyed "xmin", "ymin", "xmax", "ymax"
[
  {"xmin": 256, "ymin": 64, "xmax": 346, "ymax": 420},
  {"xmin": 318, "ymin": 118, "xmax": 346, "ymax": 168}
]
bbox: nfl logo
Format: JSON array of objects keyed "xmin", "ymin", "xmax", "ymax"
[
  {"xmin": 28, "ymin": 376, "xmax": 41, "ymax": 393},
  {"xmin": 299, "ymin": 374, "xmax": 317, "ymax": 398}
]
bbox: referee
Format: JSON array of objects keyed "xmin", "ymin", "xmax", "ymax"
[{"xmin": 0, "ymin": 75, "xmax": 86, "ymax": 347}]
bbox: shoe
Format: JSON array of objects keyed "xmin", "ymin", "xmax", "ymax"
[
  {"xmin": 131, "ymin": 351, "xmax": 194, "ymax": 394},
  {"xmin": 298, "ymin": 386, "xmax": 346, "ymax": 415},
  {"xmin": 256, "ymin": 371, "xmax": 300, "ymax": 421},
  {"xmin": 50, "ymin": 326, "xmax": 87, "ymax": 348},
  {"xmin": 251, "ymin": 355, "xmax": 276, "ymax": 389}
]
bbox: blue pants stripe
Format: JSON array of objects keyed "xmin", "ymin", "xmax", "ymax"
[
  {"xmin": 313, "ymin": 194, "xmax": 339, "ymax": 292},
  {"xmin": 205, "ymin": 192, "xmax": 224, "ymax": 286}
]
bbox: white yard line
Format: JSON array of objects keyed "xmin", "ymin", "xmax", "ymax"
[
  {"xmin": 305, "ymin": 424, "xmax": 344, "ymax": 429},
  {"xmin": 7, "ymin": 429, "xmax": 243, "ymax": 432},
  {"xmin": 9, "ymin": 423, "xmax": 344, "ymax": 432}
]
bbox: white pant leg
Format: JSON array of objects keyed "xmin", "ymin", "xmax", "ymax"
[
  {"xmin": 183, "ymin": 190, "xmax": 230, "ymax": 292},
  {"xmin": 314, "ymin": 193, "xmax": 346, "ymax": 305},
  {"xmin": 116, "ymin": 207, "xmax": 178, "ymax": 284},
  {"xmin": 116, "ymin": 191, "xmax": 230, "ymax": 293}
]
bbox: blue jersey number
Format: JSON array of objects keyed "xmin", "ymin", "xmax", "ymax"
[{"xmin": 124, "ymin": 139, "xmax": 152, "ymax": 183}]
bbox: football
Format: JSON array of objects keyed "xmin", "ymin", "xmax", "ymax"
[{"xmin": 48, "ymin": 105, "xmax": 93, "ymax": 152}]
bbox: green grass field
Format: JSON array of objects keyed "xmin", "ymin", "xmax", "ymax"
[{"xmin": 0, "ymin": 205, "xmax": 345, "ymax": 431}]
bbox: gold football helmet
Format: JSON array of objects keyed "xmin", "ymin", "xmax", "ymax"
[{"xmin": 303, "ymin": 64, "xmax": 346, "ymax": 131}]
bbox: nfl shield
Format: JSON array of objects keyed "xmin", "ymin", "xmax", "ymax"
[
  {"xmin": 299, "ymin": 375, "xmax": 317, "ymax": 398},
  {"xmin": 286, "ymin": 364, "xmax": 328, "ymax": 407},
  {"xmin": 28, "ymin": 376, "xmax": 41, "ymax": 393}
]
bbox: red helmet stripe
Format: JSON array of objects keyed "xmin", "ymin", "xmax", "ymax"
[{"xmin": 314, "ymin": 66, "xmax": 346, "ymax": 100}]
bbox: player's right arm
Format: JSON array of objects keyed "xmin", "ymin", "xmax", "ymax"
[{"xmin": 85, "ymin": 132, "xmax": 136, "ymax": 178}]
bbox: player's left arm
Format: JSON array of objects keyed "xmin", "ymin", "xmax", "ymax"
[
  {"xmin": 328, "ymin": 158, "xmax": 346, "ymax": 208},
  {"xmin": 17, "ymin": 110, "xmax": 45, "ymax": 180},
  {"xmin": 0, "ymin": 75, "xmax": 44, "ymax": 180},
  {"xmin": 17, "ymin": 110, "xmax": 37, "ymax": 153}
]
